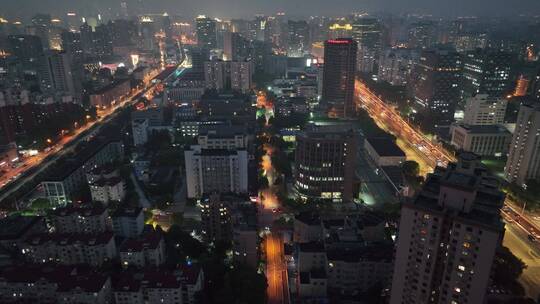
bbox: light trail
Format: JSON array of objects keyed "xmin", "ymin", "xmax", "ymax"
[{"xmin": 354, "ymin": 78, "xmax": 455, "ymax": 172}]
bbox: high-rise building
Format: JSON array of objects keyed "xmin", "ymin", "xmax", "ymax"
[
  {"xmin": 462, "ymin": 48, "xmax": 515, "ymax": 98},
  {"xmin": 184, "ymin": 145, "xmax": 248, "ymax": 198},
  {"xmin": 204, "ymin": 59, "xmax": 253, "ymax": 93},
  {"xmin": 408, "ymin": 21, "xmax": 437, "ymax": 50},
  {"xmin": 505, "ymin": 101, "xmax": 540, "ymax": 186},
  {"xmin": 109, "ymin": 19, "xmax": 138, "ymax": 48},
  {"xmin": 61, "ymin": 31, "xmax": 83, "ymax": 61},
  {"xmin": 454, "ymin": 32, "xmax": 487, "ymax": 53},
  {"xmin": 7, "ymin": 35, "xmax": 44, "ymax": 71},
  {"xmin": 412, "ymin": 47, "xmax": 461, "ymax": 128},
  {"xmin": 79, "ymin": 22, "xmax": 94, "ymax": 57},
  {"xmin": 390, "ymin": 152, "xmax": 505, "ymax": 304},
  {"xmin": 462, "ymin": 94, "xmax": 507, "ymax": 125},
  {"xmin": 29, "ymin": 13, "xmax": 52, "ymax": 49},
  {"xmin": 200, "ymin": 193, "xmax": 232, "ymax": 242},
  {"xmin": 287, "ymin": 20, "xmax": 310, "ymax": 57},
  {"xmin": 294, "ymin": 123, "xmax": 358, "ymax": 203},
  {"xmin": 40, "ymin": 51, "xmax": 77, "ymax": 98},
  {"xmin": 352, "ymin": 17, "xmax": 382, "ymax": 73},
  {"xmin": 223, "ymin": 32, "xmax": 250, "ymax": 61},
  {"xmin": 139, "ymin": 16, "xmax": 156, "ymax": 51},
  {"xmin": 322, "ymin": 38, "xmax": 357, "ymax": 118},
  {"xmin": 378, "ymin": 48, "xmax": 419, "ymax": 86},
  {"xmin": 328, "ymin": 22, "xmax": 353, "ymax": 40},
  {"xmin": 196, "ymin": 16, "xmax": 217, "ymax": 49}
]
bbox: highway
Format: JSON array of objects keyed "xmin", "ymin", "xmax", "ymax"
[
  {"xmin": 354, "ymin": 79, "xmax": 455, "ymax": 171},
  {"xmin": 0, "ymin": 67, "xmax": 165, "ymax": 204},
  {"xmin": 355, "ymin": 77, "xmax": 540, "ymax": 298},
  {"xmin": 257, "ymin": 91, "xmax": 289, "ymax": 304},
  {"xmin": 265, "ymin": 234, "xmax": 289, "ymax": 304},
  {"xmin": 503, "ymin": 224, "xmax": 540, "ymax": 299}
]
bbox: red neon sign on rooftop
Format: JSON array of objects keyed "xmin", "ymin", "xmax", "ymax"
[{"xmin": 327, "ymin": 39, "xmax": 352, "ymax": 44}]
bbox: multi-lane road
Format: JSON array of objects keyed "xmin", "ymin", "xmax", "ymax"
[
  {"xmin": 0, "ymin": 67, "xmax": 165, "ymax": 204},
  {"xmin": 354, "ymin": 79, "xmax": 455, "ymax": 170},
  {"xmin": 355, "ymin": 77, "xmax": 540, "ymax": 298},
  {"xmin": 265, "ymin": 233, "xmax": 289, "ymax": 304}
]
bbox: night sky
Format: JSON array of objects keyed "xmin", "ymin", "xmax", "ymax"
[{"xmin": 2, "ymin": 0, "xmax": 540, "ymax": 19}]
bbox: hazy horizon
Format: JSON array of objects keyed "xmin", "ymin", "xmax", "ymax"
[{"xmin": 2, "ymin": 0, "xmax": 540, "ymax": 20}]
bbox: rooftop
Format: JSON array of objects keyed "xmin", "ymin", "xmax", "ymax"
[
  {"xmin": 43, "ymin": 138, "xmax": 122, "ymax": 182},
  {"xmin": 51, "ymin": 203, "xmax": 107, "ymax": 218},
  {"xmin": 199, "ymin": 124, "xmax": 247, "ymax": 138},
  {"xmin": 295, "ymin": 212, "xmax": 321, "ymax": 226},
  {"xmin": 455, "ymin": 124, "xmax": 511, "ymax": 135},
  {"xmin": 112, "ymin": 207, "xmax": 143, "ymax": 218},
  {"xmin": 406, "ymin": 154, "xmax": 505, "ymax": 231},
  {"xmin": 178, "ymin": 264, "xmax": 202, "ymax": 285},
  {"xmin": 0, "ymin": 215, "xmax": 44, "ymax": 241},
  {"xmin": 92, "ymin": 176, "xmax": 123, "ymax": 187},
  {"xmin": 326, "ymin": 244, "xmax": 393, "ymax": 263},
  {"xmin": 299, "ymin": 241, "xmax": 325, "ymax": 253},
  {"xmin": 57, "ymin": 273, "xmax": 109, "ymax": 293},
  {"xmin": 25, "ymin": 232, "xmax": 114, "ymax": 247},
  {"xmin": 120, "ymin": 228, "xmax": 163, "ymax": 252},
  {"xmin": 366, "ymin": 137, "xmax": 406, "ymax": 157}
]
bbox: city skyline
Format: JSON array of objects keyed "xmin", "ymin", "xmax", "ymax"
[
  {"xmin": 2, "ymin": 0, "xmax": 540, "ymax": 20},
  {"xmin": 1, "ymin": 2, "xmax": 540, "ymax": 304}
]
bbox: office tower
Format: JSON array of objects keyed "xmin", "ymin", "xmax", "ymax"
[
  {"xmin": 61, "ymin": 31, "xmax": 83, "ymax": 61},
  {"xmin": 450, "ymin": 124, "xmax": 511, "ymax": 157},
  {"xmin": 352, "ymin": 17, "xmax": 382, "ymax": 73},
  {"xmin": 454, "ymin": 32, "xmax": 487, "ymax": 53},
  {"xmin": 287, "ymin": 20, "xmax": 309, "ymax": 57},
  {"xmin": 120, "ymin": 2, "xmax": 129, "ymax": 19},
  {"xmin": 223, "ymin": 32, "xmax": 250, "ymax": 61},
  {"xmin": 161, "ymin": 12, "xmax": 173, "ymax": 38},
  {"xmin": 184, "ymin": 145, "xmax": 248, "ymax": 198},
  {"xmin": 0, "ymin": 100, "xmax": 16, "ymax": 146},
  {"xmin": 390, "ymin": 152, "xmax": 505, "ymax": 304},
  {"xmin": 79, "ymin": 22, "xmax": 94, "ymax": 57},
  {"xmin": 109, "ymin": 19, "xmax": 138, "ymax": 47},
  {"xmin": 322, "ymin": 38, "xmax": 357, "ymax": 118},
  {"xmin": 30, "ymin": 13, "xmax": 52, "ymax": 49},
  {"xmin": 250, "ymin": 40, "xmax": 272, "ymax": 71},
  {"xmin": 529, "ymin": 67, "xmax": 540, "ymax": 100},
  {"xmin": 93, "ymin": 24, "xmax": 114, "ymax": 57},
  {"xmin": 408, "ymin": 21, "xmax": 437, "ymax": 50},
  {"xmin": 7, "ymin": 35, "xmax": 44, "ymax": 71},
  {"xmin": 294, "ymin": 123, "xmax": 358, "ymax": 203},
  {"xmin": 40, "ymin": 51, "xmax": 78, "ymax": 99},
  {"xmin": 47, "ymin": 25, "xmax": 63, "ymax": 50},
  {"xmin": 412, "ymin": 47, "xmax": 461, "ymax": 129},
  {"xmin": 378, "ymin": 48, "xmax": 419, "ymax": 86},
  {"xmin": 65, "ymin": 12, "xmax": 80, "ymax": 32},
  {"xmin": 462, "ymin": 48, "xmax": 514, "ymax": 98},
  {"xmin": 196, "ymin": 16, "xmax": 217, "ymax": 49},
  {"xmin": 200, "ymin": 193, "xmax": 232, "ymax": 242},
  {"xmin": 204, "ymin": 60, "xmax": 253, "ymax": 93},
  {"xmin": 462, "ymin": 94, "xmax": 507, "ymax": 125},
  {"xmin": 328, "ymin": 22, "xmax": 353, "ymax": 40},
  {"xmin": 139, "ymin": 16, "xmax": 156, "ymax": 51},
  {"xmin": 505, "ymin": 101, "xmax": 540, "ymax": 186}
]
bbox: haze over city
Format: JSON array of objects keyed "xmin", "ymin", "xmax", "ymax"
[
  {"xmin": 1, "ymin": 1, "xmax": 540, "ymax": 304},
  {"xmin": 3, "ymin": 0, "xmax": 540, "ymax": 19}
]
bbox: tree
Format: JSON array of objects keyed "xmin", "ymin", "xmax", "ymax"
[
  {"xmin": 30, "ymin": 198, "xmax": 52, "ymax": 210},
  {"xmin": 492, "ymin": 246, "xmax": 526, "ymax": 295},
  {"xmin": 213, "ymin": 264, "xmax": 267, "ymax": 304},
  {"xmin": 402, "ymin": 160, "xmax": 420, "ymax": 178},
  {"xmin": 165, "ymin": 225, "xmax": 206, "ymax": 266},
  {"xmin": 145, "ymin": 130, "xmax": 172, "ymax": 152}
]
